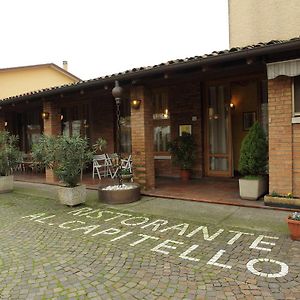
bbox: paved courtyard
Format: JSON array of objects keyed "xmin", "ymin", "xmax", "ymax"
[{"xmin": 0, "ymin": 182, "xmax": 300, "ymax": 299}]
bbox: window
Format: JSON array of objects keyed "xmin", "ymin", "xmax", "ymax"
[
  {"xmin": 61, "ymin": 104, "xmax": 89, "ymax": 138},
  {"xmin": 120, "ymin": 98, "xmax": 131, "ymax": 153},
  {"xmin": 153, "ymin": 89, "xmax": 170, "ymax": 153},
  {"xmin": 294, "ymin": 76, "xmax": 300, "ymax": 115},
  {"xmin": 26, "ymin": 111, "xmax": 42, "ymax": 151}
]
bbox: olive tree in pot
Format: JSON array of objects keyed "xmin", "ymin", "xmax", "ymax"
[
  {"xmin": 0, "ymin": 131, "xmax": 21, "ymax": 193},
  {"xmin": 168, "ymin": 133, "xmax": 196, "ymax": 181},
  {"xmin": 32, "ymin": 135, "xmax": 93, "ymax": 206},
  {"xmin": 238, "ymin": 122, "xmax": 268, "ymax": 200}
]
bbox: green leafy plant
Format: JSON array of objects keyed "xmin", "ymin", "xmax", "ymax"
[
  {"xmin": 168, "ymin": 133, "xmax": 196, "ymax": 170},
  {"xmin": 0, "ymin": 131, "xmax": 22, "ymax": 176},
  {"xmin": 120, "ymin": 168, "xmax": 132, "ymax": 176},
  {"xmin": 93, "ymin": 137, "xmax": 107, "ymax": 153},
  {"xmin": 238, "ymin": 122, "xmax": 268, "ymax": 177},
  {"xmin": 291, "ymin": 212, "xmax": 300, "ymax": 221},
  {"xmin": 32, "ymin": 135, "xmax": 93, "ymax": 187}
]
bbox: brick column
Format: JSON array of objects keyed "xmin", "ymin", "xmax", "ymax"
[
  {"xmin": 43, "ymin": 101, "xmax": 61, "ymax": 183},
  {"xmin": 130, "ymin": 86, "xmax": 155, "ymax": 190},
  {"xmin": 268, "ymin": 77, "xmax": 293, "ymax": 194}
]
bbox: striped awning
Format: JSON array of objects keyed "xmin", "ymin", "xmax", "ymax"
[{"xmin": 267, "ymin": 59, "xmax": 300, "ymax": 79}]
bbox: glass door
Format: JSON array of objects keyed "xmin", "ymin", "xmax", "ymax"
[{"xmin": 205, "ymin": 85, "xmax": 232, "ymax": 177}]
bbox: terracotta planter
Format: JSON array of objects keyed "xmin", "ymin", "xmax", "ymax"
[
  {"xmin": 99, "ymin": 184, "xmax": 141, "ymax": 204},
  {"xmin": 57, "ymin": 185, "xmax": 86, "ymax": 206},
  {"xmin": 180, "ymin": 170, "xmax": 191, "ymax": 181},
  {"xmin": 286, "ymin": 217, "xmax": 300, "ymax": 241},
  {"xmin": 0, "ymin": 175, "xmax": 13, "ymax": 193}
]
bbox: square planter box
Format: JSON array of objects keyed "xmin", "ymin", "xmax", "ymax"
[
  {"xmin": 264, "ymin": 195, "xmax": 300, "ymax": 209},
  {"xmin": 0, "ymin": 175, "xmax": 13, "ymax": 193},
  {"xmin": 239, "ymin": 177, "xmax": 268, "ymax": 200},
  {"xmin": 57, "ymin": 185, "xmax": 86, "ymax": 206}
]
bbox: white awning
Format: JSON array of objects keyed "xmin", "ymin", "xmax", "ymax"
[{"xmin": 267, "ymin": 59, "xmax": 300, "ymax": 79}]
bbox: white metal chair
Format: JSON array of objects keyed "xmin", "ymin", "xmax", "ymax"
[
  {"xmin": 121, "ymin": 155, "xmax": 132, "ymax": 173},
  {"xmin": 92, "ymin": 154, "xmax": 111, "ymax": 179},
  {"xmin": 105, "ymin": 153, "xmax": 119, "ymax": 179}
]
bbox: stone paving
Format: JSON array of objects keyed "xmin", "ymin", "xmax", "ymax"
[{"xmin": 0, "ymin": 189, "xmax": 300, "ymax": 299}]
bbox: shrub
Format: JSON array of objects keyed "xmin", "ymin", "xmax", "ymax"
[
  {"xmin": 0, "ymin": 131, "xmax": 21, "ymax": 176},
  {"xmin": 168, "ymin": 133, "xmax": 196, "ymax": 170},
  {"xmin": 32, "ymin": 135, "xmax": 93, "ymax": 187},
  {"xmin": 238, "ymin": 122, "xmax": 268, "ymax": 177}
]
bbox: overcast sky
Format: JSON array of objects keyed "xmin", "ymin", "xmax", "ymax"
[{"xmin": 1, "ymin": 0, "xmax": 229, "ymax": 80}]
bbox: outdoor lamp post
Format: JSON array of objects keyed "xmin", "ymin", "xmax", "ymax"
[{"xmin": 112, "ymin": 80, "xmax": 123, "ymax": 186}]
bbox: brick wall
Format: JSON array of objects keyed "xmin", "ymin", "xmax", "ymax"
[
  {"xmin": 43, "ymin": 101, "xmax": 61, "ymax": 183},
  {"xmin": 0, "ymin": 114, "xmax": 5, "ymax": 131},
  {"xmin": 268, "ymin": 77, "xmax": 293, "ymax": 194},
  {"xmin": 90, "ymin": 91, "xmax": 115, "ymax": 153},
  {"xmin": 130, "ymin": 86, "xmax": 155, "ymax": 190}
]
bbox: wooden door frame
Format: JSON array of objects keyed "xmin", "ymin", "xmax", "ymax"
[{"xmin": 203, "ymin": 82, "xmax": 233, "ymax": 177}]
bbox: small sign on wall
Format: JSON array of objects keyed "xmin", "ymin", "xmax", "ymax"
[{"xmin": 179, "ymin": 124, "xmax": 192, "ymax": 136}]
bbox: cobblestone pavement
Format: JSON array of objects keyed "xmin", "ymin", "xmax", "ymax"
[{"xmin": 0, "ymin": 191, "xmax": 300, "ymax": 299}]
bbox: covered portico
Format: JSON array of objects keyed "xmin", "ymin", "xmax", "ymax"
[{"xmin": 1, "ymin": 37, "xmax": 300, "ymax": 199}]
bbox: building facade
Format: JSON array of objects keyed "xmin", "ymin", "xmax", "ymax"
[
  {"xmin": 1, "ymin": 38, "xmax": 300, "ymax": 197},
  {"xmin": 228, "ymin": 0, "xmax": 300, "ymax": 47}
]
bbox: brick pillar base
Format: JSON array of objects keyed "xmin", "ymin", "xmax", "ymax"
[
  {"xmin": 43, "ymin": 101, "xmax": 61, "ymax": 183},
  {"xmin": 130, "ymin": 86, "xmax": 155, "ymax": 190}
]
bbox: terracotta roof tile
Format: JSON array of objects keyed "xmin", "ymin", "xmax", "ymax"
[{"xmin": 1, "ymin": 36, "xmax": 300, "ymax": 104}]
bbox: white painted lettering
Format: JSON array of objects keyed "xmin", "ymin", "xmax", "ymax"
[
  {"xmin": 250, "ymin": 235, "xmax": 279, "ymax": 252},
  {"xmin": 121, "ymin": 217, "xmax": 149, "ymax": 226},
  {"xmin": 110, "ymin": 232, "xmax": 133, "ymax": 242},
  {"xmin": 130, "ymin": 234, "xmax": 159, "ymax": 247},
  {"xmin": 186, "ymin": 226, "xmax": 224, "ymax": 241},
  {"xmin": 68, "ymin": 207, "xmax": 93, "ymax": 215},
  {"xmin": 105, "ymin": 212, "xmax": 132, "ymax": 222},
  {"xmin": 247, "ymin": 258, "xmax": 289, "ymax": 278},
  {"xmin": 151, "ymin": 239, "xmax": 184, "ymax": 255},
  {"xmin": 34, "ymin": 215, "xmax": 56, "ymax": 223},
  {"xmin": 22, "ymin": 213, "xmax": 46, "ymax": 220},
  {"xmin": 160, "ymin": 223, "xmax": 189, "ymax": 236},
  {"xmin": 227, "ymin": 230, "xmax": 254, "ymax": 245},
  {"xmin": 72, "ymin": 224, "xmax": 101, "ymax": 234},
  {"xmin": 59, "ymin": 220, "xmax": 85, "ymax": 229},
  {"xmin": 207, "ymin": 250, "xmax": 232, "ymax": 269},
  {"xmin": 141, "ymin": 219, "xmax": 169, "ymax": 231},
  {"xmin": 179, "ymin": 244, "xmax": 200, "ymax": 262},
  {"xmin": 92, "ymin": 227, "xmax": 121, "ymax": 236}
]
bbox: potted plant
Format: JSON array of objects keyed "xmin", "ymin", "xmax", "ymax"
[
  {"xmin": 238, "ymin": 122, "xmax": 268, "ymax": 200},
  {"xmin": 93, "ymin": 137, "xmax": 107, "ymax": 153},
  {"xmin": 286, "ymin": 212, "xmax": 300, "ymax": 240},
  {"xmin": 264, "ymin": 191, "xmax": 300, "ymax": 208},
  {"xmin": 32, "ymin": 135, "xmax": 93, "ymax": 206},
  {"xmin": 120, "ymin": 168, "xmax": 133, "ymax": 182},
  {"xmin": 0, "ymin": 131, "xmax": 21, "ymax": 193},
  {"xmin": 168, "ymin": 133, "xmax": 196, "ymax": 181}
]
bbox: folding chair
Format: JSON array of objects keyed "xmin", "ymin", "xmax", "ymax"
[
  {"xmin": 92, "ymin": 154, "xmax": 111, "ymax": 179},
  {"xmin": 121, "ymin": 155, "xmax": 132, "ymax": 173}
]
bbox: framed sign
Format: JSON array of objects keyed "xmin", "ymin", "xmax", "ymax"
[
  {"xmin": 179, "ymin": 124, "xmax": 192, "ymax": 136},
  {"xmin": 243, "ymin": 112, "xmax": 256, "ymax": 130}
]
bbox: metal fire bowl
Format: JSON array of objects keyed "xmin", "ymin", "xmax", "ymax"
[{"xmin": 99, "ymin": 184, "xmax": 141, "ymax": 204}]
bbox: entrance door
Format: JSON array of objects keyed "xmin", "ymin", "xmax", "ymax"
[{"xmin": 205, "ymin": 85, "xmax": 232, "ymax": 177}]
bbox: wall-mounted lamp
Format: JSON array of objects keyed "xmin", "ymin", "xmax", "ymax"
[
  {"xmin": 41, "ymin": 112, "xmax": 50, "ymax": 120},
  {"xmin": 60, "ymin": 114, "xmax": 64, "ymax": 121},
  {"xmin": 131, "ymin": 99, "xmax": 141, "ymax": 109},
  {"xmin": 4, "ymin": 121, "xmax": 7, "ymax": 127},
  {"xmin": 230, "ymin": 102, "xmax": 235, "ymax": 109}
]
